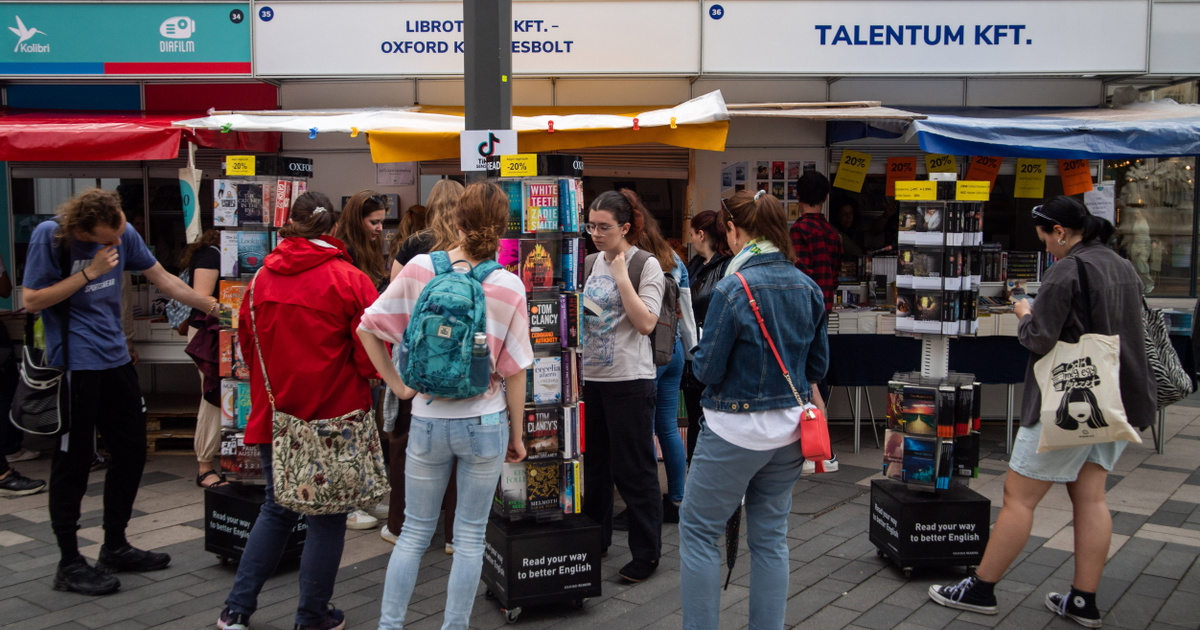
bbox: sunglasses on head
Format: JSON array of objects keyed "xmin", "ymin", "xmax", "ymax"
[{"xmin": 1030, "ymin": 205, "xmax": 1057, "ymax": 225}]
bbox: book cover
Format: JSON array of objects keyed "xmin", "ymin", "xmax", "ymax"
[
  {"xmin": 895, "ymin": 289, "xmax": 915, "ymax": 322},
  {"xmin": 957, "ymin": 383, "xmax": 974, "ymax": 437},
  {"xmin": 897, "ymin": 204, "xmax": 919, "ymax": 236},
  {"xmin": 560, "ymin": 405, "xmax": 574, "ymax": 459},
  {"xmin": 902, "ymin": 385, "xmax": 938, "ymax": 435},
  {"xmin": 273, "ymin": 180, "xmax": 292, "ymax": 228},
  {"xmin": 564, "ymin": 293, "xmax": 580, "ymax": 348},
  {"xmin": 897, "ymin": 245, "xmax": 915, "ymax": 277},
  {"xmin": 213, "ymin": 179, "xmax": 238, "ymax": 227},
  {"xmin": 886, "ymin": 379, "xmax": 905, "ymax": 430},
  {"xmin": 236, "ymin": 380, "xmax": 252, "ymax": 430},
  {"xmin": 236, "ymin": 183, "xmax": 265, "ymax": 225},
  {"xmin": 901, "ymin": 435, "xmax": 939, "ymax": 488},
  {"xmin": 937, "ymin": 384, "xmax": 957, "ymax": 438},
  {"xmin": 495, "ymin": 462, "xmax": 527, "ymax": 514},
  {"xmin": 561, "ymin": 352, "xmax": 575, "ymax": 406},
  {"xmin": 527, "ymin": 293, "xmax": 561, "ymax": 350},
  {"xmin": 220, "ymin": 378, "xmax": 239, "ymax": 429},
  {"xmin": 498, "ymin": 179, "xmax": 524, "ymax": 233},
  {"xmin": 561, "ymin": 238, "xmax": 579, "ymax": 291},
  {"xmin": 219, "ymin": 230, "xmax": 238, "ymax": 277},
  {"xmin": 530, "ymin": 356, "xmax": 562, "ymax": 405},
  {"xmin": 523, "ymin": 407, "xmax": 562, "ymax": 461},
  {"xmin": 915, "ymin": 290, "xmax": 943, "ymax": 322},
  {"xmin": 560, "ymin": 460, "xmax": 576, "ymax": 514},
  {"xmin": 219, "ymin": 280, "xmax": 248, "ymax": 329},
  {"xmin": 525, "ymin": 460, "xmax": 562, "ymax": 512},
  {"xmin": 972, "ymin": 382, "xmax": 982, "ymax": 431},
  {"xmin": 237, "ymin": 231, "xmax": 269, "ymax": 276},
  {"xmin": 524, "ymin": 180, "xmax": 559, "ymax": 233},
  {"xmin": 219, "ymin": 330, "xmax": 235, "ymax": 377},
  {"xmin": 294, "ymin": 180, "xmax": 307, "ymax": 196},
  {"xmin": 883, "ymin": 429, "xmax": 904, "ymax": 480},
  {"xmin": 232, "ymin": 333, "xmax": 249, "ymax": 380},
  {"xmin": 520, "ymin": 239, "xmax": 558, "ymax": 292},
  {"xmin": 498, "ymin": 238, "xmax": 521, "ymax": 275},
  {"xmin": 936, "ymin": 438, "xmax": 955, "ymax": 489},
  {"xmin": 953, "ymin": 432, "xmax": 980, "ymax": 479}
]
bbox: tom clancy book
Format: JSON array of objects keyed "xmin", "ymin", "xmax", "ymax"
[
  {"xmin": 524, "ymin": 180, "xmax": 560, "ymax": 233},
  {"xmin": 520, "ymin": 239, "xmax": 558, "ymax": 292},
  {"xmin": 523, "ymin": 407, "xmax": 562, "ymax": 461},
  {"xmin": 902, "ymin": 385, "xmax": 938, "ymax": 435},
  {"xmin": 236, "ymin": 183, "xmax": 264, "ymax": 225},
  {"xmin": 525, "ymin": 460, "xmax": 562, "ymax": 512},
  {"xmin": 527, "ymin": 292, "xmax": 561, "ymax": 350},
  {"xmin": 213, "ymin": 179, "xmax": 238, "ymax": 226}
]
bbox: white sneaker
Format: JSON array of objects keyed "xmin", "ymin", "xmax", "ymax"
[
  {"xmin": 7, "ymin": 448, "xmax": 40, "ymax": 462},
  {"xmin": 802, "ymin": 456, "xmax": 839, "ymax": 474},
  {"xmin": 367, "ymin": 502, "xmax": 390, "ymax": 520},
  {"xmin": 346, "ymin": 509, "xmax": 379, "ymax": 530},
  {"xmin": 380, "ymin": 524, "xmax": 398, "ymax": 544}
]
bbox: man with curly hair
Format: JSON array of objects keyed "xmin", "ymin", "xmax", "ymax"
[{"xmin": 22, "ymin": 188, "xmax": 220, "ymax": 596}]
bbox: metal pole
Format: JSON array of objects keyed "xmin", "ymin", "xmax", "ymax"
[{"xmin": 463, "ymin": 0, "xmax": 512, "ymax": 182}]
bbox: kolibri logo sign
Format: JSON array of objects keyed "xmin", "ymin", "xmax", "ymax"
[{"xmin": 9, "ymin": 15, "xmax": 47, "ymax": 53}]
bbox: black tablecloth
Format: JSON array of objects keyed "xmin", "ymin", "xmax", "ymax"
[{"xmin": 826, "ymin": 335, "xmax": 1030, "ymax": 387}]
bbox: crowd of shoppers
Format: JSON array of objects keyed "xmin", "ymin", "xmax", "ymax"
[{"xmin": 2, "ymin": 177, "xmax": 1154, "ymax": 630}]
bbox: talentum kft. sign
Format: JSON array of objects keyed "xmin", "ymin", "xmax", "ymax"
[{"xmin": 0, "ymin": 2, "xmax": 251, "ymax": 76}]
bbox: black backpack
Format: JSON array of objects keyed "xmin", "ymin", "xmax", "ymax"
[{"xmin": 584, "ymin": 249, "xmax": 678, "ymax": 367}]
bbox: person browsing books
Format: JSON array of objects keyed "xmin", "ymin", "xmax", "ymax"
[
  {"xmin": 359, "ymin": 181, "xmax": 532, "ymax": 630},
  {"xmin": 682, "ymin": 210, "xmax": 733, "ymax": 462},
  {"xmin": 680, "ymin": 189, "xmax": 828, "ymax": 630},
  {"xmin": 581, "ymin": 189, "xmax": 666, "ymax": 584},
  {"xmin": 178, "ymin": 230, "xmax": 226, "ymax": 490}
]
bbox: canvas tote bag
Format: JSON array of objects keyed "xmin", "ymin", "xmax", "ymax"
[
  {"xmin": 1033, "ymin": 258, "xmax": 1141, "ymax": 453},
  {"xmin": 248, "ymin": 275, "xmax": 390, "ymax": 515}
]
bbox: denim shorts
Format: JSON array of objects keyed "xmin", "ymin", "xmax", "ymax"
[{"xmin": 1008, "ymin": 422, "xmax": 1128, "ymax": 483}]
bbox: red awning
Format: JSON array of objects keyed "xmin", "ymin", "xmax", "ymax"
[{"xmin": 0, "ymin": 109, "xmax": 279, "ymax": 161}]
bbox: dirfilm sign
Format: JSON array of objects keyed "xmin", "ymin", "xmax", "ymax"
[{"xmin": 0, "ymin": 2, "xmax": 251, "ymax": 76}]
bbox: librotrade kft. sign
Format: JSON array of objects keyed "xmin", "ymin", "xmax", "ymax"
[{"xmin": 0, "ymin": 2, "xmax": 251, "ymax": 76}]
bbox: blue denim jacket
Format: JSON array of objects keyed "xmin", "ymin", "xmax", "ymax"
[{"xmin": 692, "ymin": 252, "xmax": 829, "ymax": 413}]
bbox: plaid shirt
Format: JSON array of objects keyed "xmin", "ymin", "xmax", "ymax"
[{"xmin": 790, "ymin": 213, "xmax": 843, "ymax": 312}]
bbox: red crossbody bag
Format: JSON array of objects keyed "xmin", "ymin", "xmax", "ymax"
[{"xmin": 733, "ymin": 272, "xmax": 833, "ymax": 469}]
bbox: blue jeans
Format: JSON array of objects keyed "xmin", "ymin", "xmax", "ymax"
[
  {"xmin": 654, "ymin": 338, "xmax": 686, "ymax": 503},
  {"xmin": 225, "ymin": 443, "xmax": 347, "ymax": 627},
  {"xmin": 379, "ymin": 413, "xmax": 509, "ymax": 630},
  {"xmin": 679, "ymin": 428, "xmax": 804, "ymax": 630}
]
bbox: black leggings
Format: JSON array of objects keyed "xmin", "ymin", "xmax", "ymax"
[{"xmin": 49, "ymin": 363, "xmax": 146, "ymax": 560}]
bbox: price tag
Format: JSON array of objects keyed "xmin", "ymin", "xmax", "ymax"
[
  {"xmin": 833, "ymin": 150, "xmax": 871, "ymax": 193},
  {"xmin": 894, "ymin": 181, "xmax": 937, "ymax": 201},
  {"xmin": 226, "ymin": 155, "xmax": 255, "ymax": 177},
  {"xmin": 964, "ymin": 156, "xmax": 1002, "ymax": 190},
  {"xmin": 924, "ymin": 153, "xmax": 957, "ymax": 173},
  {"xmin": 1058, "ymin": 159, "xmax": 1095, "ymax": 196},
  {"xmin": 885, "ymin": 157, "xmax": 917, "ymax": 197},
  {"xmin": 1014, "ymin": 158, "xmax": 1047, "ymax": 198},
  {"xmin": 500, "ymin": 154, "xmax": 537, "ymax": 177},
  {"xmin": 955, "ymin": 181, "xmax": 991, "ymax": 201}
]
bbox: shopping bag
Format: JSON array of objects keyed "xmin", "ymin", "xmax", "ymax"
[{"xmin": 1032, "ymin": 332, "xmax": 1140, "ymax": 453}]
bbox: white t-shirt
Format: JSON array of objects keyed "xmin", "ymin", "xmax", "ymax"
[
  {"xmin": 581, "ymin": 246, "xmax": 664, "ymax": 382},
  {"xmin": 705, "ymin": 405, "xmax": 802, "ymax": 451}
]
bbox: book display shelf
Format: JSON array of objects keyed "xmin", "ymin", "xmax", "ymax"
[{"xmin": 480, "ymin": 155, "xmax": 602, "ymax": 622}]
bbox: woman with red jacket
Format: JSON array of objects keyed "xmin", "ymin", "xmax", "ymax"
[{"xmin": 216, "ymin": 192, "xmax": 379, "ymax": 630}]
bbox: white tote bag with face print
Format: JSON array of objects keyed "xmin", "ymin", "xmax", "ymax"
[{"xmin": 1032, "ymin": 333, "xmax": 1141, "ymax": 453}]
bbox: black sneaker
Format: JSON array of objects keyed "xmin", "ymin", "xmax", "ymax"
[
  {"xmin": 53, "ymin": 557, "xmax": 120, "ymax": 595},
  {"xmin": 612, "ymin": 509, "xmax": 629, "ymax": 531},
  {"xmin": 96, "ymin": 544, "xmax": 171, "ymax": 573},
  {"xmin": 928, "ymin": 576, "xmax": 998, "ymax": 614},
  {"xmin": 1046, "ymin": 590, "xmax": 1102, "ymax": 628},
  {"xmin": 618, "ymin": 558, "xmax": 659, "ymax": 583},
  {"xmin": 217, "ymin": 606, "xmax": 251, "ymax": 630},
  {"xmin": 662, "ymin": 496, "xmax": 680, "ymax": 524},
  {"xmin": 0, "ymin": 469, "xmax": 46, "ymax": 497},
  {"xmin": 294, "ymin": 607, "xmax": 345, "ymax": 630}
]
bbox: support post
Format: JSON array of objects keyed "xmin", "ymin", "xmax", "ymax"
[{"xmin": 463, "ymin": 0, "xmax": 512, "ymax": 182}]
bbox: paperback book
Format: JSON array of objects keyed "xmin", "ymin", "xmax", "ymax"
[{"xmin": 523, "ymin": 407, "xmax": 562, "ymax": 461}]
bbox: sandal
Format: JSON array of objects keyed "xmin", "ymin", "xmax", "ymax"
[{"xmin": 196, "ymin": 470, "xmax": 229, "ymax": 488}]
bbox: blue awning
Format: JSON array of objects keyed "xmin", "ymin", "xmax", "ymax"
[{"xmin": 910, "ymin": 100, "xmax": 1200, "ymax": 159}]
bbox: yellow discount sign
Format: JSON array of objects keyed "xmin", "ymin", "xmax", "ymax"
[
  {"xmin": 955, "ymin": 181, "xmax": 991, "ymax": 201},
  {"xmin": 894, "ymin": 181, "xmax": 937, "ymax": 201},
  {"xmin": 1014, "ymin": 158, "xmax": 1047, "ymax": 198},
  {"xmin": 833, "ymin": 150, "xmax": 871, "ymax": 193},
  {"xmin": 500, "ymin": 154, "xmax": 537, "ymax": 177},
  {"xmin": 226, "ymin": 155, "xmax": 255, "ymax": 177},
  {"xmin": 924, "ymin": 153, "xmax": 957, "ymax": 173}
]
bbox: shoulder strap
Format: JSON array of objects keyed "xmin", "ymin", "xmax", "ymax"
[
  {"xmin": 469, "ymin": 258, "xmax": 501, "ymax": 282},
  {"xmin": 430, "ymin": 250, "xmax": 452, "ymax": 275},
  {"xmin": 626, "ymin": 248, "xmax": 651, "ymax": 292},
  {"xmin": 734, "ymin": 271, "xmax": 805, "ymax": 406},
  {"xmin": 583, "ymin": 253, "xmax": 598, "ymax": 283},
  {"xmin": 1074, "ymin": 256, "xmax": 1093, "ymax": 334},
  {"xmin": 247, "ymin": 272, "xmax": 277, "ymax": 411}
]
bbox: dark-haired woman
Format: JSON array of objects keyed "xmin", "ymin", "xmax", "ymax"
[
  {"xmin": 180, "ymin": 230, "xmax": 226, "ymax": 488},
  {"xmin": 360, "ymin": 181, "xmax": 531, "ymax": 630},
  {"xmin": 217, "ymin": 192, "xmax": 381, "ymax": 630},
  {"xmin": 682, "ymin": 210, "xmax": 732, "ymax": 462},
  {"xmin": 929, "ymin": 196, "xmax": 1155, "ymax": 629},
  {"xmin": 582, "ymin": 189, "xmax": 665, "ymax": 583},
  {"xmin": 338, "ymin": 191, "xmax": 388, "ymax": 291},
  {"xmin": 680, "ymin": 190, "xmax": 828, "ymax": 630}
]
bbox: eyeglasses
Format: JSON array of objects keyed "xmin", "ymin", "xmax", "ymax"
[
  {"xmin": 1030, "ymin": 205, "xmax": 1057, "ymax": 225},
  {"xmin": 584, "ymin": 222, "xmax": 619, "ymax": 235},
  {"xmin": 370, "ymin": 195, "xmax": 390, "ymax": 209}
]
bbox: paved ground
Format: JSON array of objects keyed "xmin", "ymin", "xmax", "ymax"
[{"xmin": 3, "ymin": 395, "xmax": 1200, "ymax": 630}]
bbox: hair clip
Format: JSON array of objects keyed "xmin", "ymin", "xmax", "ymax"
[
  {"xmin": 754, "ymin": 190, "xmax": 767, "ymax": 201},
  {"xmin": 313, "ymin": 207, "xmax": 328, "ymax": 214}
]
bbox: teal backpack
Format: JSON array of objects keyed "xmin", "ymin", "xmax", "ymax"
[{"xmin": 400, "ymin": 251, "xmax": 500, "ymax": 399}]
